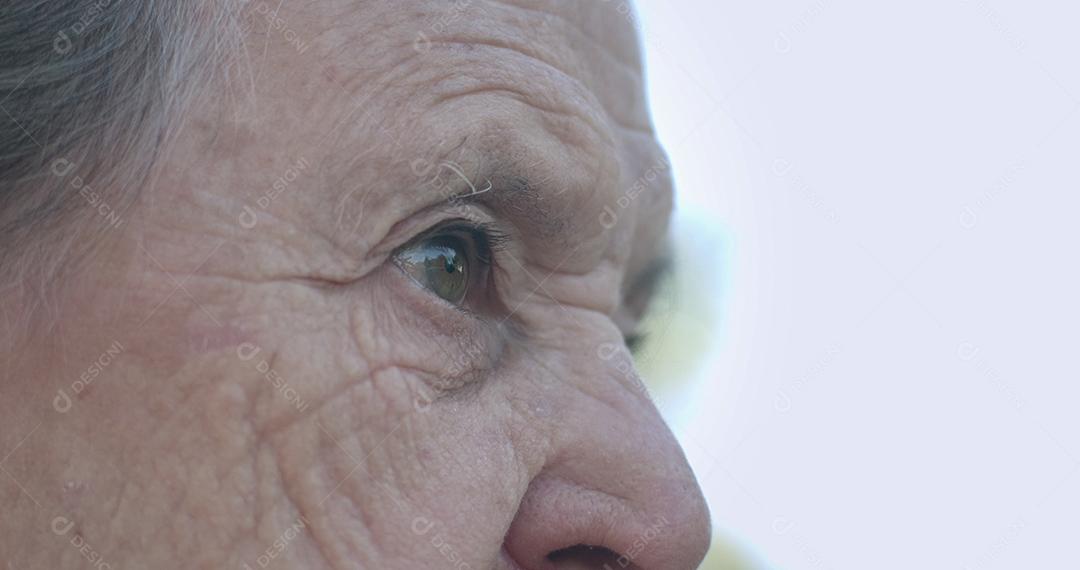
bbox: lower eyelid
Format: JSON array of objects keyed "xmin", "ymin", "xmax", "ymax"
[
  {"xmin": 387, "ymin": 217, "xmax": 520, "ymax": 328},
  {"xmin": 375, "ymin": 265, "xmax": 505, "ymax": 388}
]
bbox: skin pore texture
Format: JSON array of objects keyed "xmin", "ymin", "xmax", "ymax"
[{"xmin": 0, "ymin": 1, "xmax": 711, "ymax": 568}]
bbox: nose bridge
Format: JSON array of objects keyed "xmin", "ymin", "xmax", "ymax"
[{"xmin": 504, "ymin": 339, "xmax": 712, "ymax": 569}]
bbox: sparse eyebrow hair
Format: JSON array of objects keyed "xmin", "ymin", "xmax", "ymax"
[
  {"xmin": 436, "ymin": 154, "xmax": 675, "ymax": 339},
  {"xmin": 446, "ymin": 163, "xmax": 577, "ymax": 247}
]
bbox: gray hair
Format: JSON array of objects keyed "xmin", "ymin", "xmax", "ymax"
[{"xmin": 0, "ymin": 0, "xmax": 245, "ymax": 311}]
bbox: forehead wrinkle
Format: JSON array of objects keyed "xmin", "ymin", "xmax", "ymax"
[
  {"xmin": 413, "ymin": 91, "xmax": 619, "ymax": 261},
  {"xmin": 421, "ymin": 2, "xmax": 649, "ymax": 132},
  {"xmin": 426, "ymin": 43, "xmax": 613, "ymax": 150},
  {"xmin": 478, "ymin": 0, "xmax": 651, "ymax": 130},
  {"xmin": 481, "ymin": 0, "xmax": 643, "ymax": 71},
  {"xmin": 314, "ymin": 1, "xmax": 645, "ymax": 270}
]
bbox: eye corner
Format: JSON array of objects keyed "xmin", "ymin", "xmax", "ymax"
[{"xmin": 391, "ymin": 219, "xmax": 507, "ymax": 311}]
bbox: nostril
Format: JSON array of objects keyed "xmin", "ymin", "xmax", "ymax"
[
  {"xmin": 504, "ymin": 467, "xmax": 710, "ymax": 570},
  {"xmin": 547, "ymin": 544, "xmax": 638, "ymax": 569}
]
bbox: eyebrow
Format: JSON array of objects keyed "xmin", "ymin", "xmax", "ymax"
[
  {"xmin": 448, "ymin": 164, "xmax": 576, "ymax": 247},
  {"xmin": 442, "ymin": 154, "xmax": 673, "ymax": 287},
  {"xmin": 437, "ymin": 154, "xmax": 676, "ymax": 336}
]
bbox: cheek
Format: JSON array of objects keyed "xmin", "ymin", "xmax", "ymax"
[
  {"xmin": 148, "ymin": 263, "xmax": 555, "ymax": 564},
  {"xmin": 259, "ymin": 353, "xmax": 531, "ymax": 567},
  {"xmin": 376, "ymin": 387, "xmax": 533, "ymax": 563}
]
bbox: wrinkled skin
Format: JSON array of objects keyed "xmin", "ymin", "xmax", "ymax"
[{"xmin": 0, "ymin": 1, "xmax": 710, "ymax": 568}]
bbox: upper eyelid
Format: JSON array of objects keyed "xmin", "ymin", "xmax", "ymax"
[
  {"xmin": 397, "ymin": 219, "xmax": 503, "ymax": 257},
  {"xmin": 412, "ymin": 158, "xmax": 576, "ymax": 249},
  {"xmin": 374, "ymin": 199, "xmax": 500, "ymax": 253}
]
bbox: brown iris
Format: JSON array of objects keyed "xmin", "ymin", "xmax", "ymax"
[{"xmin": 396, "ymin": 236, "xmax": 470, "ymax": 305}]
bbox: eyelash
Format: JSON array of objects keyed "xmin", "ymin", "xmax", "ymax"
[
  {"xmin": 457, "ymin": 220, "xmax": 511, "ymax": 265},
  {"xmin": 401, "ymin": 221, "xmax": 648, "ymax": 351},
  {"xmin": 400, "ymin": 219, "xmax": 510, "ymax": 308}
]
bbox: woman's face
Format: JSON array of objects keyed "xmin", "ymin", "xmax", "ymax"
[{"xmin": 4, "ymin": 1, "xmax": 710, "ymax": 568}]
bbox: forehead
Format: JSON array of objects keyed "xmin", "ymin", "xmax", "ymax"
[
  {"xmin": 235, "ymin": 0, "xmax": 670, "ymax": 273},
  {"xmin": 314, "ymin": 1, "xmax": 647, "ymax": 112}
]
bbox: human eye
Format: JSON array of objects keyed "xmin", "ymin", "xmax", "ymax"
[{"xmin": 392, "ymin": 221, "xmax": 507, "ymax": 309}]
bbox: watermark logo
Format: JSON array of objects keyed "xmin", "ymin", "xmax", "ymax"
[
  {"xmin": 237, "ymin": 156, "xmax": 309, "ymax": 229},
  {"xmin": 237, "ymin": 343, "xmax": 311, "ymax": 413},
  {"xmin": 412, "ymin": 0, "xmax": 477, "ymax": 55},
  {"xmin": 772, "ymin": 156, "xmax": 839, "ymax": 223},
  {"xmin": 241, "ymin": 515, "xmax": 310, "ymax": 569},
  {"xmin": 596, "ymin": 341, "xmax": 665, "ymax": 411},
  {"xmin": 413, "ymin": 336, "xmax": 486, "ymax": 412},
  {"xmin": 957, "ymin": 341, "xmax": 1025, "ymax": 410},
  {"xmin": 599, "ymin": 156, "xmax": 670, "ymax": 230},
  {"xmin": 411, "ymin": 516, "xmax": 474, "ymax": 569},
  {"xmin": 250, "ymin": 2, "xmax": 310, "ymax": 54},
  {"xmin": 50, "ymin": 158, "xmax": 124, "ymax": 230},
  {"xmin": 775, "ymin": 0, "xmax": 827, "ymax": 54},
  {"xmin": 54, "ymin": 340, "xmax": 124, "ymax": 413},
  {"xmin": 959, "ymin": 160, "xmax": 1024, "ymax": 230},
  {"xmin": 774, "ymin": 344, "xmax": 842, "ymax": 413},
  {"xmin": 52, "ymin": 0, "xmax": 115, "ymax": 55},
  {"xmin": 602, "ymin": 515, "xmax": 669, "ymax": 569},
  {"xmin": 51, "ymin": 516, "xmax": 113, "ymax": 569}
]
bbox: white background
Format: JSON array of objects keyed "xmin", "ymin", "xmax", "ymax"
[{"xmin": 635, "ymin": 1, "xmax": 1080, "ymax": 568}]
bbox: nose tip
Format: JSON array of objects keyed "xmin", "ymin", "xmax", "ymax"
[
  {"xmin": 503, "ymin": 455, "xmax": 711, "ymax": 570},
  {"xmin": 502, "ymin": 338, "xmax": 712, "ymax": 569}
]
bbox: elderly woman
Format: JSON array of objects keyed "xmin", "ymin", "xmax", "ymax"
[{"xmin": 0, "ymin": 1, "xmax": 710, "ymax": 568}]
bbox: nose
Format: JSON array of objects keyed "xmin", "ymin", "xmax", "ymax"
[{"xmin": 502, "ymin": 346, "xmax": 711, "ymax": 570}]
